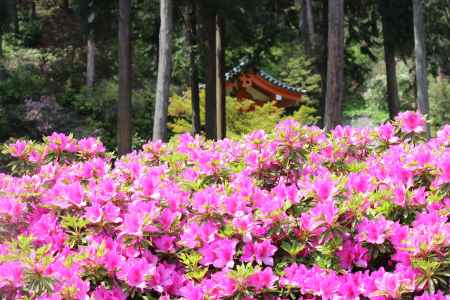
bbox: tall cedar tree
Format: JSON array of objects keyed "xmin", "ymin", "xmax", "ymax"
[
  {"xmin": 153, "ymin": 0, "xmax": 173, "ymax": 141},
  {"xmin": 185, "ymin": 2, "xmax": 201, "ymax": 135},
  {"xmin": 324, "ymin": 0, "xmax": 345, "ymax": 129},
  {"xmin": 216, "ymin": 15, "xmax": 226, "ymax": 139},
  {"xmin": 413, "ymin": 0, "xmax": 430, "ymax": 135},
  {"xmin": 299, "ymin": 0, "xmax": 316, "ymax": 54},
  {"xmin": 118, "ymin": 0, "xmax": 132, "ymax": 155},
  {"xmin": 201, "ymin": 3, "xmax": 217, "ymax": 140},
  {"xmin": 84, "ymin": 0, "xmax": 96, "ymax": 90},
  {"xmin": 380, "ymin": 0, "xmax": 400, "ymax": 120}
]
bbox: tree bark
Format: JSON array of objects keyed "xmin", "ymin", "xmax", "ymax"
[
  {"xmin": 153, "ymin": 0, "xmax": 173, "ymax": 141},
  {"xmin": 318, "ymin": 0, "xmax": 328, "ymax": 128},
  {"xmin": 324, "ymin": 0, "xmax": 345, "ymax": 129},
  {"xmin": 0, "ymin": 30, "xmax": 3, "ymax": 58},
  {"xmin": 85, "ymin": 0, "xmax": 96, "ymax": 91},
  {"xmin": 31, "ymin": 1, "xmax": 37, "ymax": 19},
  {"xmin": 185, "ymin": 2, "xmax": 201, "ymax": 135},
  {"xmin": 380, "ymin": 1, "xmax": 400, "ymax": 120},
  {"xmin": 61, "ymin": 0, "xmax": 70, "ymax": 12},
  {"xmin": 202, "ymin": 4, "xmax": 217, "ymax": 140},
  {"xmin": 215, "ymin": 15, "xmax": 226, "ymax": 139},
  {"xmin": 299, "ymin": 0, "xmax": 315, "ymax": 53},
  {"xmin": 118, "ymin": 0, "xmax": 132, "ymax": 155},
  {"xmin": 8, "ymin": 0, "xmax": 18, "ymax": 35},
  {"xmin": 412, "ymin": 0, "xmax": 430, "ymax": 135},
  {"xmin": 86, "ymin": 37, "xmax": 96, "ymax": 90}
]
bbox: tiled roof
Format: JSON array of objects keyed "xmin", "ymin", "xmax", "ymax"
[{"xmin": 225, "ymin": 59, "xmax": 307, "ymax": 94}]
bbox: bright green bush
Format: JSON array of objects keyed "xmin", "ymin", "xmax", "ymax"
[{"xmin": 168, "ymin": 89, "xmax": 318, "ymax": 139}]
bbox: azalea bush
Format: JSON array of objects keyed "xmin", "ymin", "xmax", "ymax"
[{"xmin": 0, "ymin": 111, "xmax": 449, "ymax": 300}]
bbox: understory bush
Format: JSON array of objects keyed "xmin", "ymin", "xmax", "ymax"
[
  {"xmin": 0, "ymin": 111, "xmax": 449, "ymax": 300},
  {"xmin": 168, "ymin": 89, "xmax": 318, "ymax": 139}
]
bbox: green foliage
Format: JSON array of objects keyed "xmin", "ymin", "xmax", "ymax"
[
  {"xmin": 0, "ymin": 235, "xmax": 55, "ymax": 297},
  {"xmin": 413, "ymin": 258, "xmax": 450, "ymax": 294},
  {"xmin": 429, "ymin": 76, "xmax": 450, "ymax": 132},
  {"xmin": 168, "ymin": 89, "xmax": 318, "ymax": 139},
  {"xmin": 65, "ymin": 80, "xmax": 154, "ymax": 150},
  {"xmin": 177, "ymin": 250, "xmax": 208, "ymax": 281}
]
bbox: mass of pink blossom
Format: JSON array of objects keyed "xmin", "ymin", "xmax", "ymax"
[{"xmin": 0, "ymin": 111, "xmax": 448, "ymax": 299}]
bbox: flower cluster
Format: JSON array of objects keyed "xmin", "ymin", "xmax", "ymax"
[{"xmin": 0, "ymin": 112, "xmax": 448, "ymax": 299}]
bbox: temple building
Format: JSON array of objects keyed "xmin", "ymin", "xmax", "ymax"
[{"xmin": 225, "ymin": 60, "xmax": 306, "ymax": 108}]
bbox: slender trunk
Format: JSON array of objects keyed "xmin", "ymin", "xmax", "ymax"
[
  {"xmin": 85, "ymin": 0, "xmax": 95, "ymax": 90},
  {"xmin": 8, "ymin": 0, "xmax": 18, "ymax": 35},
  {"xmin": 186, "ymin": 2, "xmax": 201, "ymax": 135},
  {"xmin": 299, "ymin": 0, "xmax": 315, "ymax": 53},
  {"xmin": 380, "ymin": 1, "xmax": 400, "ymax": 120},
  {"xmin": 153, "ymin": 0, "xmax": 173, "ymax": 141},
  {"xmin": 118, "ymin": 0, "xmax": 132, "ymax": 155},
  {"xmin": 412, "ymin": 0, "xmax": 430, "ymax": 135},
  {"xmin": 0, "ymin": 30, "xmax": 3, "ymax": 58},
  {"xmin": 62, "ymin": 0, "xmax": 70, "ymax": 12},
  {"xmin": 202, "ymin": 5, "xmax": 217, "ymax": 140},
  {"xmin": 437, "ymin": 65, "xmax": 446, "ymax": 83},
  {"xmin": 31, "ymin": 1, "xmax": 37, "ymax": 19},
  {"xmin": 216, "ymin": 15, "xmax": 226, "ymax": 139},
  {"xmin": 324, "ymin": 0, "xmax": 345, "ymax": 129},
  {"xmin": 86, "ymin": 37, "xmax": 96, "ymax": 90},
  {"xmin": 383, "ymin": 44, "xmax": 400, "ymax": 120},
  {"xmin": 318, "ymin": 0, "xmax": 328, "ymax": 128}
]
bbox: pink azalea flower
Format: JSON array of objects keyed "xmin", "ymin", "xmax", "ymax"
[
  {"xmin": 313, "ymin": 177, "xmax": 335, "ymax": 201},
  {"xmin": 347, "ymin": 172, "xmax": 371, "ymax": 193},
  {"xmin": 247, "ymin": 268, "xmax": 278, "ymax": 291},
  {"xmin": 117, "ymin": 258, "xmax": 155, "ymax": 288},
  {"xmin": 396, "ymin": 111, "xmax": 427, "ymax": 134},
  {"xmin": 92, "ymin": 286, "xmax": 126, "ymax": 300},
  {"xmin": 377, "ymin": 123, "xmax": 399, "ymax": 143},
  {"xmin": 356, "ymin": 217, "xmax": 392, "ymax": 244},
  {"xmin": 199, "ymin": 238, "xmax": 237, "ymax": 269},
  {"xmin": 103, "ymin": 202, "xmax": 122, "ymax": 223},
  {"xmin": 336, "ymin": 239, "xmax": 368, "ymax": 270},
  {"xmin": 78, "ymin": 137, "xmax": 106, "ymax": 155},
  {"xmin": 47, "ymin": 132, "xmax": 78, "ymax": 153},
  {"xmin": 0, "ymin": 261, "xmax": 23, "ymax": 288},
  {"xmin": 0, "ymin": 197, "xmax": 24, "ymax": 221},
  {"xmin": 438, "ymin": 153, "xmax": 450, "ymax": 184},
  {"xmin": 153, "ymin": 235, "xmax": 176, "ymax": 253},
  {"xmin": 85, "ymin": 203, "xmax": 102, "ymax": 223},
  {"xmin": 8, "ymin": 140, "xmax": 27, "ymax": 158},
  {"xmin": 241, "ymin": 240, "xmax": 277, "ymax": 266}
]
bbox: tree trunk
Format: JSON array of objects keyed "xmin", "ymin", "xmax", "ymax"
[
  {"xmin": 0, "ymin": 30, "xmax": 3, "ymax": 58},
  {"xmin": 202, "ymin": 4, "xmax": 217, "ymax": 140},
  {"xmin": 299, "ymin": 0, "xmax": 315, "ymax": 53},
  {"xmin": 318, "ymin": 0, "xmax": 328, "ymax": 128},
  {"xmin": 118, "ymin": 0, "xmax": 132, "ymax": 155},
  {"xmin": 153, "ymin": 0, "xmax": 173, "ymax": 141},
  {"xmin": 186, "ymin": 2, "xmax": 201, "ymax": 135},
  {"xmin": 8, "ymin": 0, "xmax": 18, "ymax": 35},
  {"xmin": 31, "ymin": 1, "xmax": 37, "ymax": 19},
  {"xmin": 215, "ymin": 15, "xmax": 226, "ymax": 139},
  {"xmin": 412, "ymin": 0, "xmax": 430, "ymax": 135},
  {"xmin": 86, "ymin": 37, "xmax": 96, "ymax": 90},
  {"xmin": 61, "ymin": 0, "xmax": 70, "ymax": 12},
  {"xmin": 85, "ymin": 0, "xmax": 96, "ymax": 91},
  {"xmin": 380, "ymin": 1, "xmax": 400, "ymax": 120},
  {"xmin": 324, "ymin": 0, "xmax": 345, "ymax": 130},
  {"xmin": 437, "ymin": 65, "xmax": 446, "ymax": 83}
]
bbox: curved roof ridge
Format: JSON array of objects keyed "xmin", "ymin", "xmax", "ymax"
[{"xmin": 225, "ymin": 59, "xmax": 307, "ymax": 94}]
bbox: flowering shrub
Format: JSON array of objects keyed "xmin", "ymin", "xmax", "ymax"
[{"xmin": 0, "ymin": 112, "xmax": 449, "ymax": 300}]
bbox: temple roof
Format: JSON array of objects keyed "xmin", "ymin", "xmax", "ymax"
[{"xmin": 225, "ymin": 59, "xmax": 307, "ymax": 95}]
